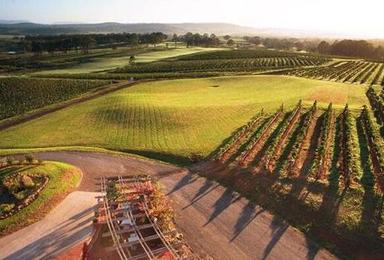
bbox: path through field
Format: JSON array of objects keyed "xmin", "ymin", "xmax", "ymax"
[{"xmin": 0, "ymin": 151, "xmax": 336, "ymax": 259}]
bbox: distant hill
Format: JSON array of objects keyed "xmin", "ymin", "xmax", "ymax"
[
  {"xmin": 0, "ymin": 22, "xmax": 369, "ymax": 39},
  {"xmin": 0, "ymin": 22, "xmax": 258, "ymax": 36},
  {"xmin": 0, "ymin": 19, "xmax": 29, "ymax": 24}
]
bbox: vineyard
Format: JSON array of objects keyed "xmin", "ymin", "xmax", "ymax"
[
  {"xmin": 0, "ymin": 77, "xmax": 108, "ymax": 121},
  {"xmin": 115, "ymin": 49, "xmax": 330, "ymax": 74},
  {"xmin": 177, "ymin": 49, "xmax": 327, "ymax": 60},
  {"xmin": 285, "ymin": 60, "xmax": 384, "ymax": 85},
  {"xmin": 206, "ymin": 100, "xmax": 384, "ymax": 257}
]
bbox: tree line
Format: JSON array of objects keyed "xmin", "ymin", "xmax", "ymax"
[
  {"xmin": 243, "ymin": 36, "xmax": 317, "ymax": 52},
  {"xmin": 172, "ymin": 33, "xmax": 221, "ymax": 47},
  {"xmin": 317, "ymin": 40, "xmax": 384, "ymax": 60},
  {"xmin": 243, "ymin": 36, "xmax": 384, "ymax": 61},
  {"xmin": 23, "ymin": 32, "xmax": 168, "ymax": 54}
]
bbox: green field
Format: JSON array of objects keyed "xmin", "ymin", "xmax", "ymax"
[
  {"xmin": 0, "ymin": 75, "xmax": 368, "ymax": 161},
  {"xmin": 34, "ymin": 47, "xmax": 218, "ymax": 75}
]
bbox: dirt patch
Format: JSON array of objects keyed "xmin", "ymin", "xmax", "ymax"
[{"xmin": 308, "ymin": 87, "xmax": 347, "ymax": 105}]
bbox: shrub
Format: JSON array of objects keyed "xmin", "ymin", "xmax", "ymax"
[{"xmin": 0, "ymin": 204, "xmax": 15, "ymax": 215}]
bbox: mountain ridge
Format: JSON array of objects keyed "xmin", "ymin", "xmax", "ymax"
[{"xmin": 0, "ymin": 21, "xmax": 373, "ymax": 39}]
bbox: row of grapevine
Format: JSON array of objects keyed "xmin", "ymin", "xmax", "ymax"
[
  {"xmin": 116, "ymin": 56, "xmax": 329, "ymax": 74},
  {"xmin": 337, "ymin": 104, "xmax": 357, "ymax": 187},
  {"xmin": 286, "ymin": 61, "xmax": 384, "ymax": 86},
  {"xmin": 310, "ymin": 103, "xmax": 335, "ymax": 180},
  {"xmin": 283, "ymin": 101, "xmax": 318, "ymax": 175},
  {"xmin": 336, "ymin": 62, "xmax": 367, "ymax": 82},
  {"xmin": 264, "ymin": 101, "xmax": 303, "ymax": 172},
  {"xmin": 237, "ymin": 106, "xmax": 284, "ymax": 167},
  {"xmin": 360, "ymin": 106, "xmax": 384, "ymax": 193},
  {"xmin": 366, "ymin": 87, "xmax": 384, "ymax": 124},
  {"xmin": 0, "ymin": 77, "xmax": 108, "ymax": 120},
  {"xmin": 213, "ymin": 111, "xmax": 265, "ymax": 163},
  {"xmin": 178, "ymin": 49, "xmax": 330, "ymax": 61},
  {"xmin": 356, "ymin": 63, "xmax": 379, "ymax": 84}
]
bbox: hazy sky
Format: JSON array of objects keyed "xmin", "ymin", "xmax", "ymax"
[{"xmin": 1, "ymin": 0, "xmax": 384, "ymax": 38}]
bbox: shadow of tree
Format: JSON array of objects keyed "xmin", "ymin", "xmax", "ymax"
[
  {"xmin": 204, "ymin": 188, "xmax": 240, "ymax": 226},
  {"xmin": 262, "ymin": 216, "xmax": 289, "ymax": 260},
  {"xmin": 118, "ymin": 149, "xmax": 192, "ymax": 166},
  {"xmin": 183, "ymin": 178, "xmax": 220, "ymax": 210},
  {"xmin": 230, "ymin": 201, "xmax": 265, "ymax": 241},
  {"xmin": 166, "ymin": 173, "xmax": 197, "ymax": 195}
]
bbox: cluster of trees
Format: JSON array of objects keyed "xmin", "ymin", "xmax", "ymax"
[
  {"xmin": 243, "ymin": 36, "xmax": 316, "ymax": 51},
  {"xmin": 317, "ymin": 40, "xmax": 384, "ymax": 60},
  {"xmin": 23, "ymin": 32, "xmax": 168, "ymax": 54},
  {"xmin": 173, "ymin": 33, "xmax": 220, "ymax": 47}
]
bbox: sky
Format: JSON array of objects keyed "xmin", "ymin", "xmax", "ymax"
[{"xmin": 1, "ymin": 0, "xmax": 384, "ymax": 38}]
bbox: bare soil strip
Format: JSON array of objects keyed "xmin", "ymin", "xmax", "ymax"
[
  {"xmin": 290, "ymin": 111, "xmax": 320, "ymax": 176},
  {"xmin": 266, "ymin": 105, "xmax": 302, "ymax": 172},
  {"xmin": 238, "ymin": 111, "xmax": 283, "ymax": 167},
  {"xmin": 219, "ymin": 116, "xmax": 263, "ymax": 163},
  {"xmin": 316, "ymin": 111, "xmax": 336, "ymax": 180},
  {"xmin": 337, "ymin": 113, "xmax": 351, "ymax": 186}
]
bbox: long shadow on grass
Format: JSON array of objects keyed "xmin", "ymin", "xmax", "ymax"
[
  {"xmin": 206, "ymin": 120, "xmax": 249, "ymax": 160},
  {"xmin": 118, "ymin": 149, "xmax": 191, "ymax": 166}
]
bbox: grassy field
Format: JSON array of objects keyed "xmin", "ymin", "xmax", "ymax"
[
  {"xmin": 0, "ymin": 161, "xmax": 81, "ymax": 236},
  {"xmin": 34, "ymin": 47, "xmax": 219, "ymax": 75},
  {"xmin": 0, "ymin": 75, "xmax": 368, "ymax": 162}
]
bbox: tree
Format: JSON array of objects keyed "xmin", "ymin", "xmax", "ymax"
[
  {"xmin": 227, "ymin": 39, "xmax": 235, "ymax": 46},
  {"xmin": 184, "ymin": 32, "xmax": 194, "ymax": 48},
  {"xmin": 223, "ymin": 35, "xmax": 231, "ymax": 40},
  {"xmin": 317, "ymin": 41, "xmax": 331, "ymax": 54},
  {"xmin": 129, "ymin": 55, "xmax": 136, "ymax": 65},
  {"xmin": 80, "ymin": 36, "xmax": 96, "ymax": 54},
  {"xmin": 172, "ymin": 34, "xmax": 178, "ymax": 48}
]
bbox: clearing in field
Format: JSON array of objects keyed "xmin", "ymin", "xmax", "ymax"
[{"xmin": 0, "ymin": 75, "xmax": 368, "ymax": 162}]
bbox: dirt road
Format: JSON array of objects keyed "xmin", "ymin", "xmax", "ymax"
[{"xmin": 0, "ymin": 151, "xmax": 336, "ymax": 259}]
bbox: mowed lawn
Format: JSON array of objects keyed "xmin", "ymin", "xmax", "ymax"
[
  {"xmin": 0, "ymin": 75, "xmax": 368, "ymax": 158},
  {"xmin": 35, "ymin": 47, "xmax": 217, "ymax": 75}
]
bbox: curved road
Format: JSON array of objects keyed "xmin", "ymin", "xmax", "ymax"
[{"xmin": 0, "ymin": 151, "xmax": 336, "ymax": 259}]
